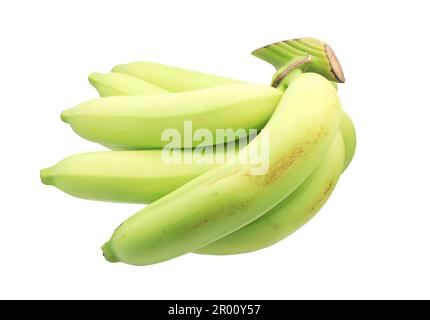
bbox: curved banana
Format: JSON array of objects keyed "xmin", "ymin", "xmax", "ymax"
[
  {"xmin": 40, "ymin": 150, "xmax": 219, "ymax": 204},
  {"xmin": 61, "ymin": 84, "xmax": 282, "ymax": 149},
  {"xmin": 196, "ymin": 132, "xmax": 345, "ymax": 255},
  {"xmin": 112, "ymin": 61, "xmax": 246, "ymax": 92},
  {"xmin": 101, "ymin": 73, "xmax": 342, "ymax": 266},
  {"xmin": 88, "ymin": 72, "xmax": 168, "ymax": 97},
  {"xmin": 39, "ymin": 140, "xmax": 244, "ymax": 204}
]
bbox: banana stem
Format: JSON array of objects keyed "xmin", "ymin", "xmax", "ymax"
[
  {"xmin": 252, "ymin": 38, "xmax": 345, "ymax": 88},
  {"xmin": 271, "ymin": 60, "xmax": 307, "ymax": 91}
]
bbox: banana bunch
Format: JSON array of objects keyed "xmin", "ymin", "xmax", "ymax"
[{"xmin": 41, "ymin": 38, "xmax": 356, "ymax": 265}]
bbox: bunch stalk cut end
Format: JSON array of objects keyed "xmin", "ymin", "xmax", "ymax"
[{"xmin": 252, "ymin": 37, "xmax": 345, "ymax": 88}]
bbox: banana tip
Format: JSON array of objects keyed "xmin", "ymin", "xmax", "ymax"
[
  {"xmin": 102, "ymin": 242, "xmax": 120, "ymax": 263},
  {"xmin": 110, "ymin": 64, "xmax": 122, "ymax": 73},
  {"xmin": 40, "ymin": 168, "xmax": 53, "ymax": 185},
  {"xmin": 60, "ymin": 110, "xmax": 71, "ymax": 123},
  {"xmin": 88, "ymin": 72, "xmax": 98, "ymax": 85}
]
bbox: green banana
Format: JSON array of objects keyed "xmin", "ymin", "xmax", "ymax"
[
  {"xmin": 196, "ymin": 131, "xmax": 345, "ymax": 255},
  {"xmin": 112, "ymin": 61, "xmax": 246, "ymax": 92},
  {"xmin": 61, "ymin": 84, "xmax": 282, "ymax": 149},
  {"xmin": 40, "ymin": 149, "xmax": 219, "ymax": 204},
  {"xmin": 101, "ymin": 72, "xmax": 342, "ymax": 266},
  {"xmin": 39, "ymin": 141, "xmax": 244, "ymax": 204},
  {"xmin": 88, "ymin": 72, "xmax": 168, "ymax": 97}
]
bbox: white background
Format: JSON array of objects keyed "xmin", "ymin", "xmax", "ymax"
[{"xmin": 0, "ymin": 0, "xmax": 429, "ymax": 300}]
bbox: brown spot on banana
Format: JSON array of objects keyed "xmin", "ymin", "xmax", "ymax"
[
  {"xmin": 242, "ymin": 125, "xmax": 329, "ymax": 187},
  {"xmin": 306, "ymin": 181, "xmax": 334, "ymax": 216},
  {"xmin": 191, "ymin": 219, "xmax": 209, "ymax": 229}
]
